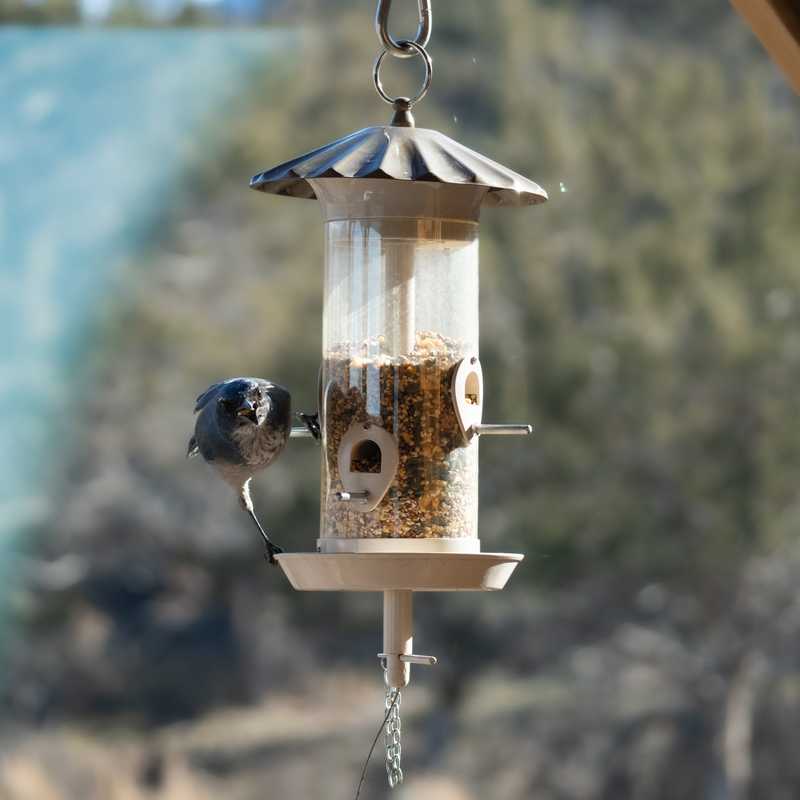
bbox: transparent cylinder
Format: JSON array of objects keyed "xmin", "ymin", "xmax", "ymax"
[{"xmin": 311, "ymin": 179, "xmax": 482, "ymax": 544}]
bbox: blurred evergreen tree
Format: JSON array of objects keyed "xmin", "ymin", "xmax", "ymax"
[{"xmin": 0, "ymin": 0, "xmax": 79, "ymax": 23}]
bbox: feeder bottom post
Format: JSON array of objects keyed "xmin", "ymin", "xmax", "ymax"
[{"xmin": 383, "ymin": 590, "xmax": 413, "ymax": 689}]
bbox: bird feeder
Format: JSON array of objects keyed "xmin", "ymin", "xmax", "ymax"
[{"xmin": 250, "ymin": 0, "xmax": 546, "ymax": 787}]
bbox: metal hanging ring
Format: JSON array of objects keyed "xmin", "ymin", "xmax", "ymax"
[
  {"xmin": 373, "ymin": 40, "xmax": 432, "ymax": 108},
  {"xmin": 375, "ymin": 0, "xmax": 432, "ymax": 59}
]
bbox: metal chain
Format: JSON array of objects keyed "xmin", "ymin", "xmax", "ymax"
[
  {"xmin": 384, "ymin": 686, "xmax": 403, "ymax": 788},
  {"xmin": 375, "ymin": 0, "xmax": 432, "ymax": 59}
]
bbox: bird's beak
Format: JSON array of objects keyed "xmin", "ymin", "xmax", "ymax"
[{"xmin": 236, "ymin": 399, "xmax": 258, "ymax": 422}]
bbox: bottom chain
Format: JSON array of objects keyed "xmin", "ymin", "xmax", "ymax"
[{"xmin": 385, "ymin": 686, "xmax": 403, "ymax": 788}]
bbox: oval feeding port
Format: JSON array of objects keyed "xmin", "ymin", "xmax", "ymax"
[
  {"xmin": 337, "ymin": 422, "xmax": 399, "ymax": 512},
  {"xmin": 464, "ymin": 370, "xmax": 481, "ymax": 407},
  {"xmin": 351, "ymin": 439, "xmax": 382, "ymax": 473},
  {"xmin": 451, "ymin": 354, "xmax": 484, "ymax": 440}
]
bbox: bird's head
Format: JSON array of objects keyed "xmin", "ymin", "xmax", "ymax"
[{"xmin": 216, "ymin": 379, "xmax": 270, "ymax": 429}]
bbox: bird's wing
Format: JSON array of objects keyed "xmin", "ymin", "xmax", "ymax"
[
  {"xmin": 186, "ymin": 435, "xmax": 200, "ymax": 458},
  {"xmin": 194, "ymin": 381, "xmax": 228, "ymax": 413}
]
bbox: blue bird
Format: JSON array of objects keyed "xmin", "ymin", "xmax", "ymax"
[{"xmin": 188, "ymin": 377, "xmax": 292, "ymax": 564}]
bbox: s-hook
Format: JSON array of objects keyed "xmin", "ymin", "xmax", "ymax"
[{"xmin": 375, "ymin": 0, "xmax": 432, "ymax": 58}]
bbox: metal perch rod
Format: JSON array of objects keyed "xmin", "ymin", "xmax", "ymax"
[{"xmin": 471, "ymin": 423, "xmax": 533, "ymax": 436}]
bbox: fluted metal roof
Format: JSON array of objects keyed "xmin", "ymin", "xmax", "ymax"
[{"xmin": 250, "ymin": 124, "xmax": 547, "ymax": 208}]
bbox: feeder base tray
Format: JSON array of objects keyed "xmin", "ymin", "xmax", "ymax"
[{"xmin": 275, "ymin": 552, "xmax": 523, "ymax": 592}]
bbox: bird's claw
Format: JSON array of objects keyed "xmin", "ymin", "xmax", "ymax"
[
  {"xmin": 264, "ymin": 543, "xmax": 284, "ymax": 566},
  {"xmin": 296, "ymin": 412, "xmax": 321, "ymax": 442}
]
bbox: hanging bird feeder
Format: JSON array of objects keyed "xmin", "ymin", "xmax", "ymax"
[{"xmin": 250, "ymin": 0, "xmax": 546, "ymax": 787}]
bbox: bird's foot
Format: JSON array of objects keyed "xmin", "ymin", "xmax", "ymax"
[
  {"xmin": 264, "ymin": 542, "xmax": 284, "ymax": 566},
  {"xmin": 296, "ymin": 412, "xmax": 321, "ymax": 442}
]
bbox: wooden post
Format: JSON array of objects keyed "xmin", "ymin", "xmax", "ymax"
[{"xmin": 730, "ymin": 0, "xmax": 800, "ymax": 93}]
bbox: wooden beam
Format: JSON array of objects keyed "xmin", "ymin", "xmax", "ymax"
[{"xmin": 730, "ymin": 0, "xmax": 800, "ymax": 93}]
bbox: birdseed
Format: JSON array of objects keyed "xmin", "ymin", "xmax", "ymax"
[{"xmin": 321, "ymin": 331, "xmax": 478, "ymax": 540}]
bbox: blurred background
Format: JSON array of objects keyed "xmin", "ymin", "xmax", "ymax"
[{"xmin": 2, "ymin": 1, "xmax": 800, "ymax": 798}]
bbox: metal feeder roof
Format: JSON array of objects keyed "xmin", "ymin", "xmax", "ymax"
[{"xmin": 250, "ymin": 124, "xmax": 548, "ymax": 208}]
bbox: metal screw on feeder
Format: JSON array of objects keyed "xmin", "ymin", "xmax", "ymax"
[{"xmin": 250, "ymin": 0, "xmax": 547, "ymax": 789}]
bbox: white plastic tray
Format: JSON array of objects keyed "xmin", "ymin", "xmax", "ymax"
[{"xmin": 275, "ymin": 552, "xmax": 523, "ymax": 592}]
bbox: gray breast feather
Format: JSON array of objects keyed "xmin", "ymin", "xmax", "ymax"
[{"xmin": 231, "ymin": 424, "xmax": 288, "ymax": 468}]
